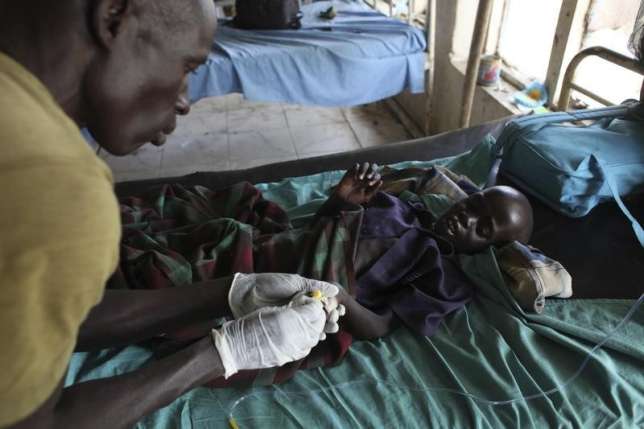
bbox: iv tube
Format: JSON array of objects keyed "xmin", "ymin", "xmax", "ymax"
[{"xmin": 228, "ymin": 294, "xmax": 643, "ymax": 427}]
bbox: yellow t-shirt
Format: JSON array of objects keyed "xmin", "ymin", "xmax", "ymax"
[{"xmin": 0, "ymin": 52, "xmax": 120, "ymax": 426}]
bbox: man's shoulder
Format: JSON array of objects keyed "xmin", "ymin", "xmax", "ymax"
[
  {"xmin": 0, "ymin": 66, "xmax": 118, "ymax": 252},
  {"xmin": 0, "ymin": 58, "xmax": 96, "ymax": 167}
]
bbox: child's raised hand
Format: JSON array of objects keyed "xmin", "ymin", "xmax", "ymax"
[{"xmin": 335, "ymin": 162, "xmax": 383, "ymax": 206}]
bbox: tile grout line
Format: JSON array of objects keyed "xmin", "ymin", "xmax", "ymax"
[
  {"xmin": 228, "ymin": 102, "xmax": 289, "ymax": 169},
  {"xmin": 225, "ymin": 127, "xmax": 232, "ymax": 171},
  {"xmin": 224, "ymin": 108, "xmax": 232, "ymax": 171},
  {"xmin": 285, "ymin": 122, "xmax": 301, "ymax": 159},
  {"xmin": 342, "ymin": 108, "xmax": 366, "ymax": 149},
  {"xmin": 281, "ymin": 102, "xmax": 303, "ymax": 159}
]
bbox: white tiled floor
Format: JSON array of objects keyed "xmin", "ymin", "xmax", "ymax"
[{"xmin": 101, "ymin": 94, "xmax": 411, "ymax": 182}]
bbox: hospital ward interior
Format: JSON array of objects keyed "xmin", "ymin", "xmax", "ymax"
[{"xmin": 1, "ymin": 0, "xmax": 644, "ymax": 428}]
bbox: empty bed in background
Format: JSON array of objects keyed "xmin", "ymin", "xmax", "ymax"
[{"xmin": 189, "ymin": 0, "xmax": 427, "ymax": 106}]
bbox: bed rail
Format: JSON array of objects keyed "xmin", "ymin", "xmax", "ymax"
[{"xmin": 557, "ymin": 46, "xmax": 644, "ymax": 111}]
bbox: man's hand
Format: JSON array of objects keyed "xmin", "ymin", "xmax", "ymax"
[
  {"xmin": 228, "ymin": 273, "xmax": 345, "ymax": 337},
  {"xmin": 212, "ymin": 298, "xmax": 326, "ymax": 378}
]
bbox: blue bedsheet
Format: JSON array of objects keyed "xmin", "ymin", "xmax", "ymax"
[{"xmin": 188, "ymin": 0, "xmax": 427, "ymax": 106}]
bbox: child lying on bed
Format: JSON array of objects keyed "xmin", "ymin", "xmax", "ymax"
[
  {"xmin": 116, "ymin": 162, "xmax": 534, "ymax": 387},
  {"xmin": 309, "ymin": 162, "xmax": 534, "ymax": 340}
]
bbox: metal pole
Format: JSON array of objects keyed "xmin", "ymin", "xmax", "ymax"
[
  {"xmin": 408, "ymin": 0, "xmax": 415, "ymax": 24},
  {"xmin": 544, "ymin": 0, "xmax": 579, "ymax": 110},
  {"xmin": 558, "ymin": 46, "xmax": 644, "ymax": 111},
  {"xmin": 459, "ymin": 0, "xmax": 494, "ymax": 129},
  {"xmin": 424, "ymin": 0, "xmax": 436, "ymax": 134}
]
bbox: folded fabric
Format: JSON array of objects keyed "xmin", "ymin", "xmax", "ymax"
[{"xmin": 496, "ymin": 241, "xmax": 573, "ymax": 314}]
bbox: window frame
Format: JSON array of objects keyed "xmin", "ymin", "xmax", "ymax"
[{"xmin": 489, "ymin": 0, "xmax": 595, "ymax": 108}]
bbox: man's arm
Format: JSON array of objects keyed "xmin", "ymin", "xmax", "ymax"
[
  {"xmin": 15, "ymin": 297, "xmax": 329, "ymax": 429},
  {"xmin": 77, "ymin": 276, "xmax": 234, "ymax": 351},
  {"xmin": 12, "ymin": 337, "xmax": 222, "ymax": 429}
]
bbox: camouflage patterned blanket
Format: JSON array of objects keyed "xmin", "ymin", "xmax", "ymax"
[{"xmin": 115, "ymin": 181, "xmax": 362, "ymax": 387}]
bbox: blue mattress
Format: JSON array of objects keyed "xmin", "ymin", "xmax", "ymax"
[{"xmin": 188, "ymin": 0, "xmax": 427, "ymax": 106}]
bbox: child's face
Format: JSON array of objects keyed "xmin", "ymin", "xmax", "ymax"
[{"xmin": 434, "ymin": 186, "xmax": 532, "ymax": 254}]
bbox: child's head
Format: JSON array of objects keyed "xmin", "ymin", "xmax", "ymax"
[{"xmin": 434, "ymin": 186, "xmax": 533, "ymax": 254}]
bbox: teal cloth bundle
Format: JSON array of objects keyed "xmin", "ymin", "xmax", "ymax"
[{"xmin": 492, "ymin": 103, "xmax": 644, "ymax": 246}]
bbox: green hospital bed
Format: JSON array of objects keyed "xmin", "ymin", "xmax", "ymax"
[{"xmin": 67, "ymin": 119, "xmax": 644, "ymax": 428}]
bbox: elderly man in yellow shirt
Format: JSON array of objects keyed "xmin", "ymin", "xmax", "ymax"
[{"xmin": 0, "ymin": 1, "xmax": 343, "ymax": 428}]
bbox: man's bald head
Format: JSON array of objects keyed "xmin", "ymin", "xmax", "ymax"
[
  {"xmin": 136, "ymin": 0, "xmax": 213, "ymax": 38},
  {"xmin": 0, "ymin": 0, "xmax": 217, "ymax": 154},
  {"xmin": 0, "ymin": 0, "xmax": 212, "ymax": 50}
]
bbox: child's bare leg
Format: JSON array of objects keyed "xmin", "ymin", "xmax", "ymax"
[{"xmin": 316, "ymin": 162, "xmax": 383, "ymax": 217}]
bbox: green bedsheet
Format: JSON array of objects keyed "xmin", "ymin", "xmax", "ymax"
[{"xmin": 66, "ymin": 140, "xmax": 644, "ymax": 428}]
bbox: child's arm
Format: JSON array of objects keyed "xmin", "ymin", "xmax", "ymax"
[
  {"xmin": 314, "ymin": 163, "xmax": 390, "ymax": 339},
  {"xmin": 315, "ymin": 162, "xmax": 383, "ymax": 218},
  {"xmin": 334, "ymin": 288, "xmax": 394, "ymax": 340}
]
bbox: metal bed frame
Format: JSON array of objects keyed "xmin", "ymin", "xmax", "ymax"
[{"xmin": 557, "ymin": 46, "xmax": 644, "ymax": 111}]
